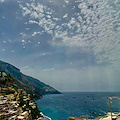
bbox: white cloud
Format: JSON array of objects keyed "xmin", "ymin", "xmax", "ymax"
[
  {"xmin": 29, "ymin": 20, "xmax": 38, "ymax": 24},
  {"xmin": 26, "ymin": 28, "xmax": 30, "ymax": 30},
  {"xmin": 65, "ymin": 0, "xmax": 69, "ymax": 4},
  {"xmin": 0, "ymin": 0, "xmax": 5, "ymax": 3},
  {"xmin": 21, "ymin": 66, "xmax": 30, "ymax": 69},
  {"xmin": 69, "ymin": 17, "xmax": 76, "ymax": 25},
  {"xmin": 47, "ymin": 15, "xmax": 51, "ymax": 19},
  {"xmin": 78, "ymin": 2, "xmax": 87, "ymax": 10},
  {"xmin": 22, "ymin": 40, "xmax": 25, "ymax": 43},
  {"xmin": 32, "ymin": 31, "xmax": 42, "ymax": 36},
  {"xmin": 20, "ymin": 32, "xmax": 23, "ymax": 35},
  {"xmin": 63, "ymin": 13, "xmax": 68, "ymax": 18},
  {"xmin": 28, "ymin": 40, "xmax": 31, "ymax": 43},
  {"xmin": 20, "ymin": 2, "xmax": 56, "ymax": 36},
  {"xmin": 20, "ymin": 33, "xmax": 26, "ymax": 38},
  {"xmin": 43, "ymin": 68, "xmax": 55, "ymax": 72},
  {"xmin": 23, "ymin": 46, "xmax": 25, "ymax": 48},
  {"xmin": 72, "ymin": 6, "xmax": 75, "ymax": 9},
  {"xmin": 19, "ymin": 5, "xmax": 31, "ymax": 16},
  {"xmin": 32, "ymin": 32, "xmax": 37, "ymax": 36},
  {"xmin": 38, "ymin": 42, "xmax": 40, "ymax": 44},
  {"xmin": 30, "ymin": 11, "xmax": 39, "ymax": 19},
  {"xmin": 19, "ymin": 0, "xmax": 120, "ymax": 65},
  {"xmin": 3, "ymin": 41, "xmax": 6, "ymax": 43},
  {"xmin": 8, "ymin": 39, "xmax": 12, "ymax": 42},
  {"xmin": 2, "ymin": 49, "xmax": 5, "ymax": 51}
]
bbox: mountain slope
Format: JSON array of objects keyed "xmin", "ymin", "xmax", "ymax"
[{"xmin": 0, "ymin": 60, "xmax": 60, "ymax": 98}]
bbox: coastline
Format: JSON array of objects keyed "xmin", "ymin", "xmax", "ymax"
[
  {"xmin": 0, "ymin": 71, "xmax": 52, "ymax": 120},
  {"xmin": 68, "ymin": 112, "xmax": 120, "ymax": 120},
  {"xmin": 35, "ymin": 93, "xmax": 62, "ymax": 120},
  {"xmin": 39, "ymin": 112, "xmax": 52, "ymax": 120},
  {"xmin": 35, "ymin": 97, "xmax": 52, "ymax": 120}
]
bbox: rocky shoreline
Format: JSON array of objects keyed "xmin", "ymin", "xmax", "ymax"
[
  {"xmin": 39, "ymin": 112, "xmax": 52, "ymax": 120},
  {"xmin": 68, "ymin": 112, "xmax": 120, "ymax": 120},
  {"xmin": 0, "ymin": 71, "xmax": 52, "ymax": 120}
]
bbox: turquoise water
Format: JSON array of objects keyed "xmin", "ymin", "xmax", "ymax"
[{"xmin": 36, "ymin": 92, "xmax": 120, "ymax": 120}]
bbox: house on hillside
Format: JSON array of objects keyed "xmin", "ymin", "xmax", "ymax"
[{"xmin": 0, "ymin": 71, "xmax": 7, "ymax": 80}]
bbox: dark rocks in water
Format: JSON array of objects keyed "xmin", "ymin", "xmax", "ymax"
[
  {"xmin": 74, "ymin": 108, "xmax": 76, "ymax": 110},
  {"xmin": 73, "ymin": 96, "xmax": 76, "ymax": 98},
  {"xmin": 66, "ymin": 98, "xmax": 69, "ymax": 100},
  {"xmin": 68, "ymin": 117, "xmax": 87, "ymax": 120},
  {"xmin": 90, "ymin": 112, "xmax": 96, "ymax": 115}
]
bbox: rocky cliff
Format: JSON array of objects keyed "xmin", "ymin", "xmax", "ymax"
[{"xmin": 0, "ymin": 60, "xmax": 60, "ymax": 99}]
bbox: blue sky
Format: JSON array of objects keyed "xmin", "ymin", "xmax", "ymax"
[{"xmin": 0, "ymin": 0, "xmax": 120, "ymax": 92}]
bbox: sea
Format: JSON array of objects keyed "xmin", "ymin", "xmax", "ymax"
[{"xmin": 36, "ymin": 92, "xmax": 120, "ymax": 120}]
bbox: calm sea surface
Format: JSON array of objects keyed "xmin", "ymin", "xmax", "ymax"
[{"xmin": 36, "ymin": 92, "xmax": 120, "ymax": 120}]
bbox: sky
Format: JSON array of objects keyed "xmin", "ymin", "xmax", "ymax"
[{"xmin": 0, "ymin": 0, "xmax": 120, "ymax": 92}]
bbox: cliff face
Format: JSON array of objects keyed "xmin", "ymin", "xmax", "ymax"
[{"xmin": 0, "ymin": 60, "xmax": 60, "ymax": 98}]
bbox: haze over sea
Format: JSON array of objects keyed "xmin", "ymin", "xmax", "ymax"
[{"xmin": 36, "ymin": 92, "xmax": 120, "ymax": 120}]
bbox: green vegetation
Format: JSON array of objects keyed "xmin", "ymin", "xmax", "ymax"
[
  {"xmin": 0, "ymin": 72, "xmax": 15, "ymax": 87},
  {"xmin": 12, "ymin": 84, "xmax": 18, "ymax": 91},
  {"xmin": 0, "ymin": 79, "xmax": 6, "ymax": 84},
  {"xmin": 30, "ymin": 94, "xmax": 36, "ymax": 100},
  {"xmin": 30, "ymin": 105, "xmax": 41, "ymax": 119},
  {"xmin": 5, "ymin": 90, "xmax": 15, "ymax": 95},
  {"xmin": 18, "ymin": 94, "xmax": 41, "ymax": 119},
  {"xmin": 18, "ymin": 95, "xmax": 25, "ymax": 107}
]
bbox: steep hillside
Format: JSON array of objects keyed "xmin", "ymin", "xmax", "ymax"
[{"xmin": 0, "ymin": 60, "xmax": 60, "ymax": 99}]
